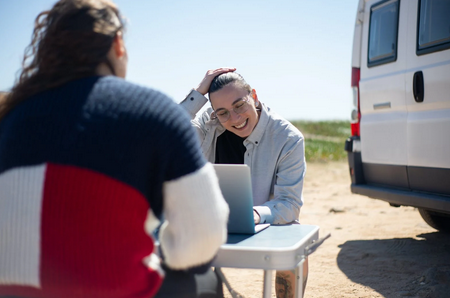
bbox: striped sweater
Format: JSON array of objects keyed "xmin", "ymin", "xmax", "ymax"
[{"xmin": 0, "ymin": 76, "xmax": 229, "ymax": 298}]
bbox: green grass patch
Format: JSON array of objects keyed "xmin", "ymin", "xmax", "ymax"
[
  {"xmin": 304, "ymin": 139, "xmax": 348, "ymax": 162},
  {"xmin": 290, "ymin": 120, "xmax": 350, "ymax": 162},
  {"xmin": 290, "ymin": 120, "xmax": 351, "ymax": 138}
]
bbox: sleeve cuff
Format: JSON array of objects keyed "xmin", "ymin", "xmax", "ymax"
[
  {"xmin": 253, "ymin": 206, "xmax": 273, "ymax": 224},
  {"xmin": 180, "ymin": 89, "xmax": 208, "ymax": 117}
]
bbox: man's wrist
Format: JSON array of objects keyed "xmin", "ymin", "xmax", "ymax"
[{"xmin": 253, "ymin": 209, "xmax": 261, "ymax": 224}]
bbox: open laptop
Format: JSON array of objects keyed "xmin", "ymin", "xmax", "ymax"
[{"xmin": 213, "ymin": 164, "xmax": 270, "ymax": 234}]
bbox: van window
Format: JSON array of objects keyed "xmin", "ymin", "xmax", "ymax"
[
  {"xmin": 367, "ymin": 0, "xmax": 400, "ymax": 67},
  {"xmin": 417, "ymin": 0, "xmax": 450, "ymax": 55}
]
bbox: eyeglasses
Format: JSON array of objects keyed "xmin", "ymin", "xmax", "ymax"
[{"xmin": 212, "ymin": 96, "xmax": 252, "ymax": 123}]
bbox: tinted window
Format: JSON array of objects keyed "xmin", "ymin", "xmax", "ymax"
[
  {"xmin": 417, "ymin": 0, "xmax": 450, "ymax": 54},
  {"xmin": 368, "ymin": 0, "xmax": 399, "ymax": 67}
]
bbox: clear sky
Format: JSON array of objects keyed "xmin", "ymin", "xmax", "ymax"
[{"xmin": 0, "ymin": 0, "xmax": 359, "ymax": 121}]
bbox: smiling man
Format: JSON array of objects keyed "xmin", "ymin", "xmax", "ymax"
[{"xmin": 180, "ymin": 68, "xmax": 308, "ymax": 297}]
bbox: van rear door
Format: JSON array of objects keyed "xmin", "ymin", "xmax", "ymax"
[
  {"xmin": 359, "ymin": 0, "xmax": 409, "ymax": 188},
  {"xmin": 404, "ymin": 0, "xmax": 450, "ymax": 195}
]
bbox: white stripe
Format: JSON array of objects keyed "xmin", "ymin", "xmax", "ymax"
[{"xmin": 0, "ymin": 164, "xmax": 46, "ymax": 288}]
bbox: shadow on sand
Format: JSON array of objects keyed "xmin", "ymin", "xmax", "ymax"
[{"xmin": 337, "ymin": 232, "xmax": 450, "ymax": 298}]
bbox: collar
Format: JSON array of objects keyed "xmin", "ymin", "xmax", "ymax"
[{"xmin": 244, "ymin": 103, "xmax": 270, "ymax": 146}]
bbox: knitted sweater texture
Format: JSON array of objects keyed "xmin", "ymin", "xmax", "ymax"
[{"xmin": 0, "ymin": 76, "xmax": 229, "ymax": 298}]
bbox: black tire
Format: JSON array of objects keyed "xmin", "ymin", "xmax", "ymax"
[{"xmin": 418, "ymin": 208, "xmax": 450, "ymax": 233}]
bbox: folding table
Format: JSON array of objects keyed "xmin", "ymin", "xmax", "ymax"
[
  {"xmin": 214, "ymin": 224, "xmax": 324, "ymax": 298},
  {"xmin": 155, "ymin": 224, "xmax": 326, "ymax": 298}
]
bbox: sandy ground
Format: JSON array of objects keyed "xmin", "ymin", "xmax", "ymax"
[{"xmin": 221, "ymin": 161, "xmax": 450, "ymax": 298}]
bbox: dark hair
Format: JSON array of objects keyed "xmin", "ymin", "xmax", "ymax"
[
  {"xmin": 208, "ymin": 72, "xmax": 252, "ymax": 95},
  {"xmin": 0, "ymin": 0, "xmax": 125, "ymax": 120},
  {"xmin": 0, "ymin": 92, "xmax": 8, "ymax": 106}
]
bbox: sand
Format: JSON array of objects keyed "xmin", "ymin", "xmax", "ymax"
[{"xmin": 221, "ymin": 161, "xmax": 450, "ymax": 298}]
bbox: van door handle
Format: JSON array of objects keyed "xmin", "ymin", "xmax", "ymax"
[{"xmin": 413, "ymin": 71, "xmax": 424, "ymax": 102}]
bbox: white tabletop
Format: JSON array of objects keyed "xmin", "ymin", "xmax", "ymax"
[{"xmin": 213, "ymin": 224, "xmax": 319, "ymax": 270}]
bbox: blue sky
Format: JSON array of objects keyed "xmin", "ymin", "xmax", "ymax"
[{"xmin": 0, "ymin": 0, "xmax": 359, "ymax": 121}]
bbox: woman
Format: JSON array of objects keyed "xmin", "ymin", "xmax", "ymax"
[
  {"xmin": 0, "ymin": 1, "xmax": 228, "ymax": 298},
  {"xmin": 181, "ymin": 68, "xmax": 308, "ymax": 297}
]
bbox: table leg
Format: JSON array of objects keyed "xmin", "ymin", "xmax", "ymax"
[
  {"xmin": 262, "ymin": 269, "xmax": 274, "ymax": 298},
  {"xmin": 295, "ymin": 258, "xmax": 305, "ymax": 298}
]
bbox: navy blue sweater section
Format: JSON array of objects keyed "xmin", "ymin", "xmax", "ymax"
[{"xmin": 0, "ymin": 76, "xmax": 206, "ymax": 217}]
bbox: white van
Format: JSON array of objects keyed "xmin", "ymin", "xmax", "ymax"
[{"xmin": 345, "ymin": 0, "xmax": 450, "ymax": 231}]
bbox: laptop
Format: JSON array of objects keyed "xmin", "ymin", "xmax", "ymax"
[{"xmin": 213, "ymin": 164, "xmax": 270, "ymax": 234}]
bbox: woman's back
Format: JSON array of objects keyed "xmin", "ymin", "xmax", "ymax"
[{"xmin": 0, "ymin": 76, "xmax": 213, "ymax": 298}]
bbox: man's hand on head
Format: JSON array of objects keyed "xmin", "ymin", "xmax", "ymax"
[{"xmin": 195, "ymin": 67, "xmax": 236, "ymax": 95}]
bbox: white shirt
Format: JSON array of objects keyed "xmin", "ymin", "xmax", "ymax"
[{"xmin": 180, "ymin": 90, "xmax": 306, "ymax": 224}]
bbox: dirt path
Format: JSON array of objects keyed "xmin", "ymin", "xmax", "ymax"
[{"xmin": 222, "ymin": 161, "xmax": 450, "ymax": 298}]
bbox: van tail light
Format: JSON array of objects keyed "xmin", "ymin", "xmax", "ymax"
[{"xmin": 351, "ymin": 67, "xmax": 361, "ymax": 136}]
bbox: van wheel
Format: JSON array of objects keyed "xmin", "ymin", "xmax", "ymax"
[{"xmin": 418, "ymin": 208, "xmax": 450, "ymax": 233}]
